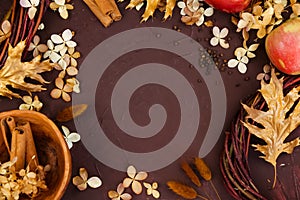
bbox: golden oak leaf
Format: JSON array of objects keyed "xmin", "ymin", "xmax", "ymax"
[
  {"xmin": 242, "ymin": 69, "xmax": 300, "ymax": 187},
  {"xmin": 0, "ymin": 41, "xmax": 55, "ymax": 99}
]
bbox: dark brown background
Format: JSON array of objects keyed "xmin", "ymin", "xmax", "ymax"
[{"xmin": 1, "ymin": 0, "xmax": 300, "ymax": 199}]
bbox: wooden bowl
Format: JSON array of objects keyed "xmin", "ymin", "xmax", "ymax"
[{"xmin": 0, "ymin": 110, "xmax": 71, "ymax": 200}]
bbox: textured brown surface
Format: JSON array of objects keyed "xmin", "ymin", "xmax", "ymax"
[{"xmin": 2, "ymin": 1, "xmax": 300, "ymax": 200}]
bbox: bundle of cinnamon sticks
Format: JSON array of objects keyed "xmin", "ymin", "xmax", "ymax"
[
  {"xmin": 83, "ymin": 0, "xmax": 122, "ymax": 27},
  {"xmin": 0, "ymin": 117, "xmax": 39, "ymax": 171}
]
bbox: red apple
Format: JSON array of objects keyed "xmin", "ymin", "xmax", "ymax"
[
  {"xmin": 204, "ymin": 0, "xmax": 251, "ymax": 13},
  {"xmin": 265, "ymin": 17, "xmax": 300, "ymax": 75}
]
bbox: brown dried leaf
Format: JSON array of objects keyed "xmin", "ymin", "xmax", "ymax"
[
  {"xmin": 56, "ymin": 104, "xmax": 88, "ymax": 122},
  {"xmin": 0, "ymin": 41, "xmax": 55, "ymax": 99},
  {"xmin": 242, "ymin": 69, "xmax": 300, "ymax": 187}
]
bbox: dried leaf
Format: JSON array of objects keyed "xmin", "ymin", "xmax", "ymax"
[
  {"xmin": 56, "ymin": 104, "xmax": 88, "ymax": 122},
  {"xmin": 242, "ymin": 69, "xmax": 300, "ymax": 187},
  {"xmin": 0, "ymin": 41, "xmax": 55, "ymax": 98}
]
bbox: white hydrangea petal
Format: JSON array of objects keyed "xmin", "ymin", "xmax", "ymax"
[
  {"xmin": 20, "ymin": 0, "xmax": 31, "ymax": 8},
  {"xmin": 1, "ymin": 20, "xmax": 11, "ymax": 34},
  {"xmin": 180, "ymin": 8, "xmax": 186, "ymax": 15},
  {"xmin": 248, "ymin": 43, "xmax": 259, "ymax": 51},
  {"xmin": 28, "ymin": 43, "xmax": 36, "ymax": 51},
  {"xmin": 28, "ymin": 6, "xmax": 37, "ymax": 19},
  {"xmin": 238, "ymin": 62, "xmax": 247, "ymax": 73},
  {"xmin": 55, "ymin": 0, "xmax": 65, "ymax": 6},
  {"xmin": 219, "ymin": 27, "xmax": 229, "ymax": 38},
  {"xmin": 47, "ymin": 39, "xmax": 54, "ymax": 49},
  {"xmin": 241, "ymin": 56, "xmax": 249, "ymax": 64},
  {"xmin": 212, "ymin": 26, "xmax": 220, "ymax": 37},
  {"xmin": 50, "ymin": 52, "xmax": 61, "ymax": 63},
  {"xmin": 37, "ymin": 44, "xmax": 48, "ymax": 52},
  {"xmin": 210, "ymin": 37, "xmax": 219, "ymax": 46},
  {"xmin": 54, "ymin": 43, "xmax": 65, "ymax": 52},
  {"xmin": 62, "ymin": 29, "xmax": 73, "ymax": 41},
  {"xmin": 19, "ymin": 104, "xmax": 31, "ymax": 111},
  {"xmin": 66, "ymin": 140, "xmax": 73, "ymax": 149},
  {"xmin": 68, "ymin": 133, "xmax": 81, "ymax": 143},
  {"xmin": 117, "ymin": 183, "xmax": 125, "ymax": 194},
  {"xmin": 123, "ymin": 178, "xmax": 133, "ymax": 188},
  {"xmin": 120, "ymin": 193, "xmax": 132, "ymax": 200},
  {"xmin": 196, "ymin": 15, "xmax": 204, "ymax": 26},
  {"xmin": 127, "ymin": 165, "xmax": 136, "ymax": 178},
  {"xmin": 31, "ymin": 0, "xmax": 40, "ymax": 6},
  {"xmin": 192, "ymin": 0, "xmax": 199, "ymax": 11},
  {"xmin": 135, "ymin": 171, "xmax": 148, "ymax": 180},
  {"xmin": 66, "ymin": 40, "xmax": 77, "ymax": 48},
  {"xmin": 33, "ymin": 35, "xmax": 40, "ymax": 45},
  {"xmin": 177, "ymin": 1, "xmax": 186, "ymax": 9},
  {"xmin": 204, "ymin": 7, "xmax": 214, "ymax": 17},
  {"xmin": 247, "ymin": 51, "xmax": 256, "ymax": 58},
  {"xmin": 33, "ymin": 48, "xmax": 39, "ymax": 57},
  {"xmin": 51, "ymin": 34, "xmax": 64, "ymax": 44},
  {"xmin": 228, "ymin": 59, "xmax": 239, "ymax": 68},
  {"xmin": 58, "ymin": 59, "xmax": 67, "ymax": 70},
  {"xmin": 87, "ymin": 177, "xmax": 102, "ymax": 188},
  {"xmin": 219, "ymin": 39, "xmax": 229, "ymax": 49},
  {"xmin": 59, "ymin": 7, "xmax": 69, "ymax": 19},
  {"xmin": 132, "ymin": 181, "xmax": 142, "ymax": 194},
  {"xmin": 152, "ymin": 190, "xmax": 160, "ymax": 198},
  {"xmin": 62, "ymin": 125, "xmax": 70, "ymax": 136}
]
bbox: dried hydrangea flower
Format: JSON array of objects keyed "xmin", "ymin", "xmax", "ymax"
[
  {"xmin": 227, "ymin": 51, "xmax": 249, "ymax": 74},
  {"xmin": 72, "ymin": 168, "xmax": 102, "ymax": 191},
  {"xmin": 51, "ymin": 29, "xmax": 77, "ymax": 55},
  {"xmin": 143, "ymin": 182, "xmax": 160, "ymax": 198},
  {"xmin": 50, "ymin": 77, "xmax": 73, "ymax": 102},
  {"xmin": 108, "ymin": 183, "xmax": 132, "ymax": 200},
  {"xmin": 28, "ymin": 35, "xmax": 48, "ymax": 57},
  {"xmin": 210, "ymin": 26, "xmax": 229, "ymax": 49},
  {"xmin": 61, "ymin": 125, "xmax": 80, "ymax": 149},
  {"xmin": 0, "ymin": 20, "xmax": 12, "ymax": 43},
  {"xmin": 237, "ymin": 12, "xmax": 255, "ymax": 32},
  {"xmin": 43, "ymin": 39, "xmax": 61, "ymax": 63},
  {"xmin": 256, "ymin": 64, "xmax": 271, "ymax": 81},
  {"xmin": 67, "ymin": 77, "xmax": 80, "ymax": 93},
  {"xmin": 19, "ymin": 0, "xmax": 40, "ymax": 19},
  {"xmin": 123, "ymin": 165, "xmax": 148, "ymax": 194},
  {"xmin": 19, "ymin": 95, "xmax": 43, "ymax": 111},
  {"xmin": 235, "ymin": 43, "xmax": 259, "ymax": 59},
  {"xmin": 177, "ymin": 0, "xmax": 213, "ymax": 26},
  {"xmin": 37, "ymin": 23, "xmax": 45, "ymax": 30},
  {"xmin": 65, "ymin": 47, "xmax": 80, "ymax": 67},
  {"xmin": 50, "ymin": 0, "xmax": 74, "ymax": 19},
  {"xmin": 291, "ymin": 0, "xmax": 300, "ymax": 18}
]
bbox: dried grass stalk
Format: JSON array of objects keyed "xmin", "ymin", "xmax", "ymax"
[
  {"xmin": 195, "ymin": 157, "xmax": 212, "ymax": 181},
  {"xmin": 181, "ymin": 161, "xmax": 201, "ymax": 187},
  {"xmin": 167, "ymin": 181, "xmax": 198, "ymax": 199}
]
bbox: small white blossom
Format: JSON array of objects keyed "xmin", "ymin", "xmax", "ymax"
[
  {"xmin": 210, "ymin": 26, "xmax": 229, "ymax": 49},
  {"xmin": 19, "ymin": 0, "xmax": 40, "ymax": 19}
]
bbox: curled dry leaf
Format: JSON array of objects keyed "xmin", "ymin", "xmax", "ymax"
[
  {"xmin": 0, "ymin": 41, "xmax": 55, "ymax": 99},
  {"xmin": 242, "ymin": 69, "xmax": 300, "ymax": 188},
  {"xmin": 56, "ymin": 104, "xmax": 88, "ymax": 122},
  {"xmin": 72, "ymin": 168, "xmax": 102, "ymax": 191}
]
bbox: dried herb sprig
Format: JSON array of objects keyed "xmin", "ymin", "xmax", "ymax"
[
  {"xmin": 181, "ymin": 161, "xmax": 202, "ymax": 187},
  {"xmin": 167, "ymin": 181, "xmax": 208, "ymax": 200},
  {"xmin": 194, "ymin": 157, "xmax": 221, "ymax": 200}
]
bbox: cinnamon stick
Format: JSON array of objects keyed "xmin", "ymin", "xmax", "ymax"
[
  {"xmin": 6, "ymin": 116, "xmax": 16, "ymax": 133},
  {"xmin": 0, "ymin": 118, "xmax": 10, "ymax": 154},
  {"xmin": 11, "ymin": 128, "xmax": 26, "ymax": 171},
  {"xmin": 94, "ymin": 0, "xmax": 114, "ymax": 15},
  {"xmin": 17, "ymin": 121, "xmax": 39, "ymax": 170},
  {"xmin": 108, "ymin": 0, "xmax": 122, "ymax": 21},
  {"xmin": 83, "ymin": 0, "xmax": 113, "ymax": 28}
]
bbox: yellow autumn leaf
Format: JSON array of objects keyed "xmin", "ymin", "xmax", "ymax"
[
  {"xmin": 242, "ymin": 69, "xmax": 300, "ymax": 188},
  {"xmin": 0, "ymin": 41, "xmax": 55, "ymax": 99}
]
